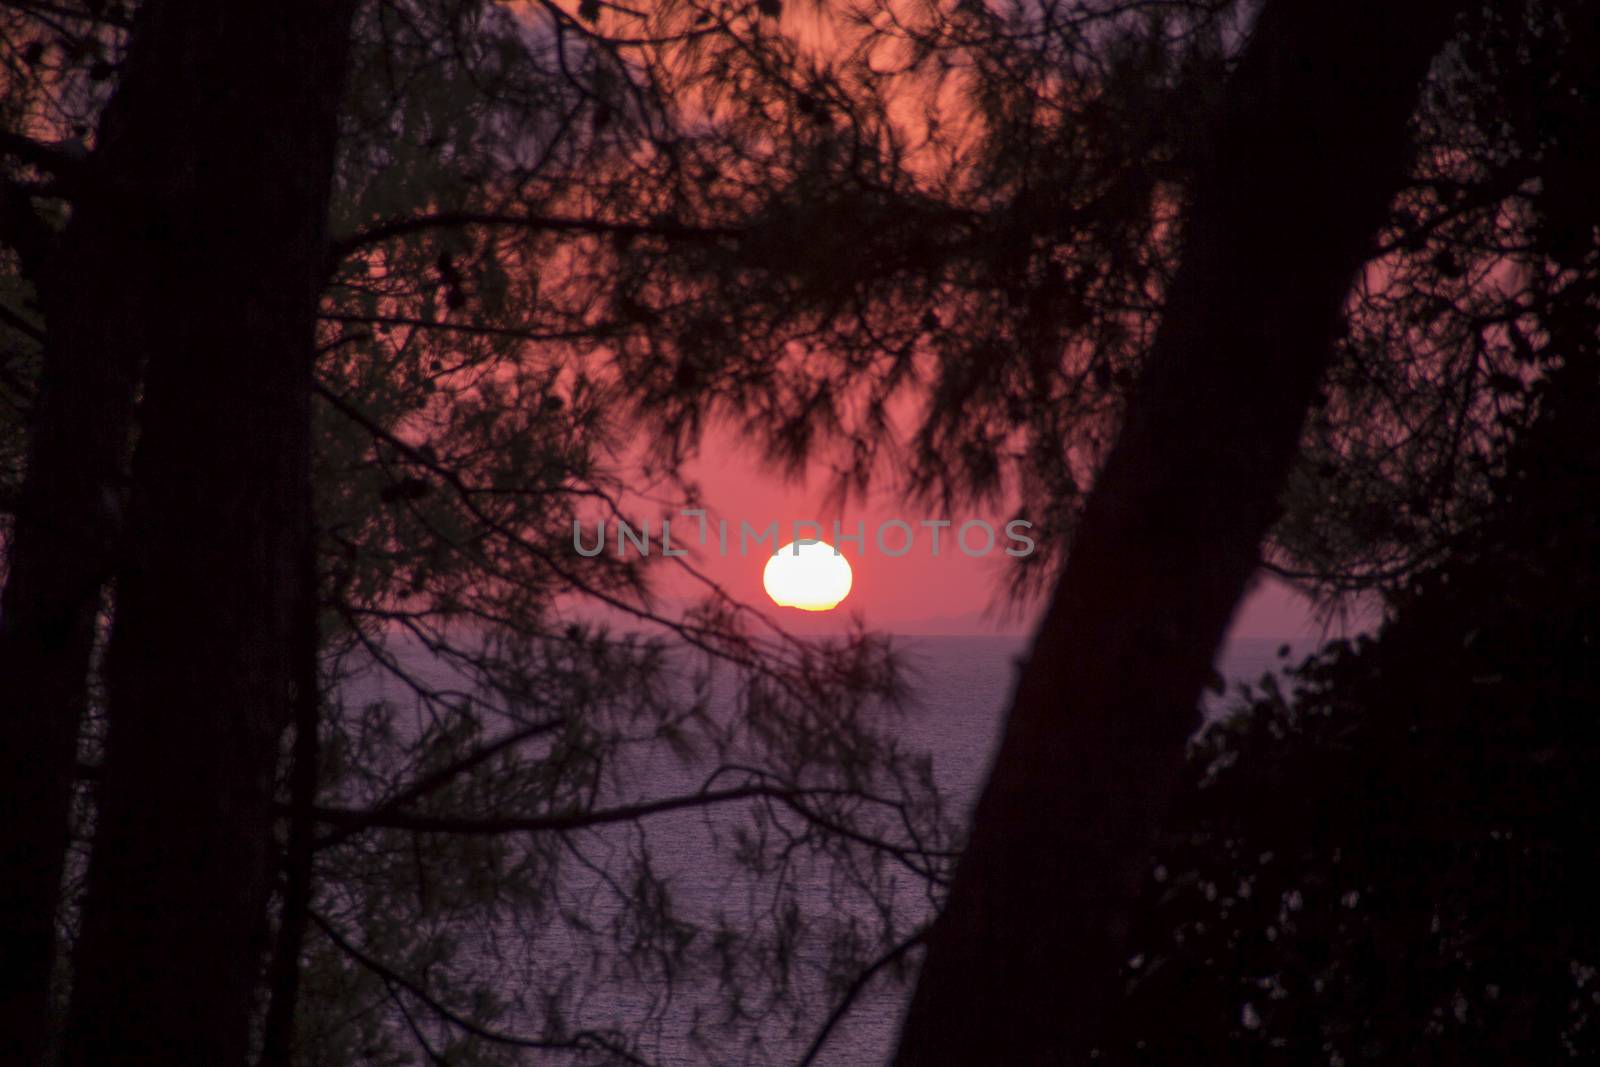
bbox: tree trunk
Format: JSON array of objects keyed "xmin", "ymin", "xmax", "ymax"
[
  {"xmin": 0, "ymin": 254, "xmax": 138, "ymax": 1064},
  {"xmin": 893, "ymin": 2, "xmax": 1464, "ymax": 1063},
  {"xmin": 258, "ymin": 532, "xmax": 324, "ymax": 1067},
  {"xmin": 57, "ymin": 2, "xmax": 355, "ymax": 1064},
  {"xmin": 0, "ymin": 16, "xmax": 221, "ymax": 1059}
]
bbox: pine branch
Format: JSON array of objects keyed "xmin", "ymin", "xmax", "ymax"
[
  {"xmin": 312, "ymin": 783, "xmax": 833, "ymax": 839},
  {"xmin": 307, "ymin": 780, "xmax": 955, "ymax": 881},
  {"xmin": 327, "ymin": 209, "xmax": 739, "ymax": 265},
  {"xmin": 309, "ymin": 715, "xmax": 569, "ymax": 850},
  {"xmin": 796, "ymin": 925, "xmax": 930, "ymax": 1067},
  {"xmin": 310, "ymin": 911, "xmax": 655, "ymax": 1065}
]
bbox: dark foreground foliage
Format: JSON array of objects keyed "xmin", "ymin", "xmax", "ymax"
[{"xmin": 1118, "ymin": 357, "xmax": 1600, "ymax": 1063}]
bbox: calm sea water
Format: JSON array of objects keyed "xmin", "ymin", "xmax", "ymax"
[{"xmin": 339, "ymin": 633, "xmax": 1313, "ymax": 1065}]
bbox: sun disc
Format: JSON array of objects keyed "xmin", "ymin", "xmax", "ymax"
[{"xmin": 762, "ymin": 539, "xmax": 853, "ymax": 612}]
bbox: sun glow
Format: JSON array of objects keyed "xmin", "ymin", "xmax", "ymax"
[{"xmin": 762, "ymin": 539, "xmax": 853, "ymax": 612}]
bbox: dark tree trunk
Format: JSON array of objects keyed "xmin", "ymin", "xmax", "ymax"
[
  {"xmin": 257, "ymin": 533, "xmax": 323, "ymax": 1067},
  {"xmin": 0, "ymin": 13, "xmax": 227, "ymax": 1057},
  {"xmin": 893, "ymin": 2, "xmax": 1464, "ymax": 1063},
  {"xmin": 0, "ymin": 251, "xmax": 138, "ymax": 1064},
  {"xmin": 57, "ymin": 2, "xmax": 355, "ymax": 1064}
]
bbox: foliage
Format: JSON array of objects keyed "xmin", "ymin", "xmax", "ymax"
[
  {"xmin": 8, "ymin": 0, "xmax": 1600, "ymax": 1061},
  {"xmin": 1271, "ymin": 0, "xmax": 1600, "ymax": 602},
  {"xmin": 1, "ymin": 0, "xmax": 963, "ymax": 1061},
  {"xmin": 1116, "ymin": 352, "xmax": 1600, "ymax": 1063},
  {"xmin": 298, "ymin": 0, "xmax": 963, "ymax": 1060}
]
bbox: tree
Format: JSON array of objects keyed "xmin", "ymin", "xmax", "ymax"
[
  {"xmin": 13, "ymin": 0, "xmax": 1584, "ymax": 1061},
  {"xmin": 1118, "ymin": 346, "xmax": 1600, "ymax": 1063},
  {"xmin": 1, "ymin": 1, "xmax": 958, "ymax": 1062},
  {"xmin": 892, "ymin": 1, "xmax": 1468, "ymax": 1062},
  {"xmin": 0, "ymin": 9, "xmax": 138, "ymax": 1058},
  {"xmin": 254, "ymin": 4, "xmax": 955, "ymax": 1061},
  {"xmin": 1113, "ymin": 7, "xmax": 1600, "ymax": 1052},
  {"xmin": 1264, "ymin": 0, "xmax": 1600, "ymax": 603},
  {"xmin": 40, "ymin": 1, "xmax": 361, "ymax": 1064}
]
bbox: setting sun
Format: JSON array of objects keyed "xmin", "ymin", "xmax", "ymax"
[{"xmin": 762, "ymin": 539, "xmax": 853, "ymax": 612}]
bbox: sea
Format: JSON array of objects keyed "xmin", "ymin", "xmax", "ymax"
[{"xmin": 336, "ymin": 633, "xmax": 1317, "ymax": 1066}]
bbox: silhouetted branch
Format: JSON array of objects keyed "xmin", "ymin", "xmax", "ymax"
[
  {"xmin": 310, "ymin": 786, "xmax": 784, "ymax": 837},
  {"xmin": 310, "ymin": 772, "xmax": 954, "ymax": 886},
  {"xmin": 386, "ymin": 980, "xmax": 450, "ymax": 1067},
  {"xmin": 0, "ymin": 0, "xmax": 131, "ymax": 30},
  {"xmin": 0, "ymin": 129, "xmax": 87, "ymax": 179},
  {"xmin": 328, "ymin": 209, "xmax": 739, "ymax": 263},
  {"xmin": 0, "ymin": 301, "xmax": 45, "ymax": 344},
  {"xmin": 311, "ymin": 379, "xmax": 834, "ymax": 686},
  {"xmin": 796, "ymin": 925, "xmax": 930, "ymax": 1067},
  {"xmin": 317, "ymin": 309, "xmax": 617, "ymax": 343},
  {"xmin": 310, "ymin": 911, "xmax": 654, "ymax": 1065},
  {"xmin": 313, "ymin": 782, "xmax": 899, "ymax": 837},
  {"xmin": 311, "ymin": 715, "xmax": 569, "ymax": 849}
]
